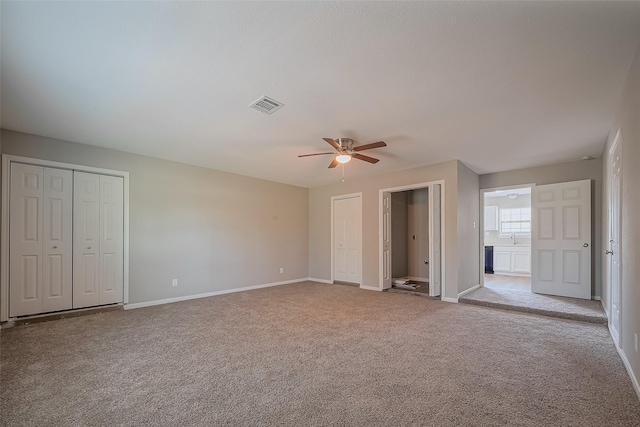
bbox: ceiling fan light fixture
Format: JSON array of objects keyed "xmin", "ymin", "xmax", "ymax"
[{"xmin": 336, "ymin": 153, "xmax": 352, "ymax": 164}]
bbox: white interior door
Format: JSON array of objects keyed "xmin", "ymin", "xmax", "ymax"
[
  {"xmin": 333, "ymin": 196, "xmax": 362, "ymax": 284},
  {"xmin": 42, "ymin": 168, "xmax": 73, "ymax": 313},
  {"xmin": 381, "ymin": 192, "xmax": 392, "ymax": 289},
  {"xmin": 608, "ymin": 139, "xmax": 622, "ymax": 343},
  {"xmin": 531, "ymin": 180, "xmax": 591, "ymax": 299},
  {"xmin": 99, "ymin": 175, "xmax": 124, "ymax": 305},
  {"xmin": 73, "ymin": 172, "xmax": 101, "ymax": 308},
  {"xmin": 429, "ymin": 184, "xmax": 442, "ymax": 296},
  {"xmin": 9, "ymin": 164, "xmax": 44, "ymax": 317}
]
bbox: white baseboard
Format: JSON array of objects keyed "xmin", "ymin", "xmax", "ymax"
[
  {"xmin": 441, "ymin": 296, "xmax": 458, "ymax": 303},
  {"xmin": 124, "ymin": 278, "xmax": 307, "ymax": 310},
  {"xmin": 493, "ymin": 272, "xmax": 531, "ymax": 278},
  {"xmin": 360, "ymin": 285, "xmax": 382, "ymax": 291},
  {"xmin": 458, "ymin": 284, "xmax": 480, "ymax": 298},
  {"xmin": 613, "ymin": 338, "xmax": 640, "ymax": 402},
  {"xmin": 592, "ymin": 295, "xmax": 601, "ymax": 301},
  {"xmin": 307, "ymin": 277, "xmax": 333, "ymax": 284}
]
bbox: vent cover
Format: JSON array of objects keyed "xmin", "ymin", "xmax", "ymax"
[{"xmin": 249, "ymin": 96, "xmax": 284, "ymax": 115}]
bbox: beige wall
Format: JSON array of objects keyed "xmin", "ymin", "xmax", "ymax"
[
  {"xmin": 391, "ymin": 192, "xmax": 408, "ymax": 278},
  {"xmin": 1, "ymin": 129, "xmax": 309, "ymax": 304},
  {"xmin": 602, "ymin": 42, "xmax": 640, "ymax": 387},
  {"xmin": 309, "ymin": 160, "xmax": 480, "ymax": 300},
  {"xmin": 408, "ymin": 188, "xmax": 429, "ymax": 280},
  {"xmin": 457, "ymin": 162, "xmax": 480, "ymax": 293},
  {"xmin": 480, "ymin": 159, "xmax": 603, "ymax": 297}
]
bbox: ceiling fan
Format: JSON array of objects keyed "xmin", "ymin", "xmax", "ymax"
[{"xmin": 298, "ymin": 137, "xmax": 387, "ymax": 168}]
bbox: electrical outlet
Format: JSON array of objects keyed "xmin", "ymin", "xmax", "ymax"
[
  {"xmin": 172, "ymin": 279, "xmax": 178, "ymax": 287},
  {"xmin": 279, "ymin": 267, "xmax": 284, "ymax": 274},
  {"xmin": 635, "ymin": 333, "xmax": 638, "ymax": 353}
]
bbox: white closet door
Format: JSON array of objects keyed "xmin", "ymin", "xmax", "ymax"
[
  {"xmin": 381, "ymin": 192, "xmax": 392, "ymax": 289},
  {"xmin": 9, "ymin": 164, "xmax": 44, "ymax": 316},
  {"xmin": 73, "ymin": 172, "xmax": 101, "ymax": 308},
  {"xmin": 99, "ymin": 175, "xmax": 124, "ymax": 305},
  {"xmin": 42, "ymin": 168, "xmax": 73, "ymax": 312}
]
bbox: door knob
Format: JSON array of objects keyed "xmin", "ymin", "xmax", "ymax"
[
  {"xmin": 605, "ymin": 250, "xmax": 613, "ymax": 255},
  {"xmin": 87, "ymin": 246, "xmax": 91, "ymax": 250},
  {"xmin": 583, "ymin": 243, "xmax": 589, "ymax": 247},
  {"xmin": 53, "ymin": 246, "xmax": 57, "ymax": 249}
]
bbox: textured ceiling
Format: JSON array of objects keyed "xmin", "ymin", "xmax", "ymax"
[{"xmin": 2, "ymin": 2, "xmax": 640, "ymax": 188}]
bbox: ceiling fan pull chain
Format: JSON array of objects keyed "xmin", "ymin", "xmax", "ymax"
[{"xmin": 342, "ymin": 164, "xmax": 345, "ymax": 183}]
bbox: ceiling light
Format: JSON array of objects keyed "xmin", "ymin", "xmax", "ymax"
[
  {"xmin": 507, "ymin": 193, "xmax": 519, "ymax": 199},
  {"xmin": 336, "ymin": 154, "xmax": 352, "ymax": 164}
]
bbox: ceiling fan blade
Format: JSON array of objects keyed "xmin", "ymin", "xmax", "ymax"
[
  {"xmin": 353, "ymin": 141, "xmax": 387, "ymax": 152},
  {"xmin": 323, "ymin": 137, "xmax": 341, "ymax": 150},
  {"xmin": 352, "ymin": 153, "xmax": 379, "ymax": 164},
  {"xmin": 298, "ymin": 152, "xmax": 335, "ymax": 157},
  {"xmin": 328, "ymin": 157, "xmax": 339, "ymax": 168}
]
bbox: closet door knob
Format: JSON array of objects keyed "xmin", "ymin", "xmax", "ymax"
[
  {"xmin": 87, "ymin": 246, "xmax": 92, "ymax": 250},
  {"xmin": 53, "ymin": 246, "xmax": 57, "ymax": 249}
]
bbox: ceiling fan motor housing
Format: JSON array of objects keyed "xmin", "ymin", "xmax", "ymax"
[{"xmin": 338, "ymin": 138, "xmax": 354, "ymax": 152}]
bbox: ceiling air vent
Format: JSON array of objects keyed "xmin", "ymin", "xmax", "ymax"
[{"xmin": 249, "ymin": 96, "xmax": 284, "ymax": 115}]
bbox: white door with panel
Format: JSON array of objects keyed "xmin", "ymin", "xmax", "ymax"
[
  {"xmin": 381, "ymin": 192, "xmax": 392, "ymax": 289},
  {"xmin": 608, "ymin": 139, "xmax": 622, "ymax": 343},
  {"xmin": 9, "ymin": 164, "xmax": 73, "ymax": 317},
  {"xmin": 531, "ymin": 180, "xmax": 591, "ymax": 299},
  {"xmin": 429, "ymin": 184, "xmax": 442, "ymax": 297},
  {"xmin": 333, "ymin": 196, "xmax": 362, "ymax": 284},
  {"xmin": 73, "ymin": 172, "xmax": 124, "ymax": 308}
]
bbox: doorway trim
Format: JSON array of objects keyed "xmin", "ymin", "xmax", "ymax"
[
  {"xmin": 479, "ymin": 183, "xmax": 535, "ymax": 289},
  {"xmin": 1, "ymin": 154, "xmax": 130, "ymax": 322},
  {"xmin": 606, "ymin": 129, "xmax": 622, "ymax": 347},
  {"xmin": 330, "ymin": 192, "xmax": 363, "ymax": 287},
  {"xmin": 378, "ymin": 180, "xmax": 446, "ymax": 296}
]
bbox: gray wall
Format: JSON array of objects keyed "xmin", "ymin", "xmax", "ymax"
[
  {"xmin": 309, "ymin": 160, "xmax": 480, "ymax": 300},
  {"xmin": 457, "ymin": 162, "xmax": 480, "ymax": 293},
  {"xmin": 1, "ymin": 129, "xmax": 309, "ymax": 304},
  {"xmin": 480, "ymin": 158, "xmax": 603, "ymax": 297},
  {"xmin": 602, "ymin": 42, "xmax": 640, "ymax": 387},
  {"xmin": 391, "ymin": 192, "xmax": 408, "ymax": 278},
  {"xmin": 407, "ymin": 188, "xmax": 429, "ymax": 280}
]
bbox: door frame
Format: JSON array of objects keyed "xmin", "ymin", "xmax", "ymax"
[
  {"xmin": 1, "ymin": 154, "xmax": 130, "ymax": 322},
  {"xmin": 330, "ymin": 192, "xmax": 363, "ymax": 286},
  {"xmin": 479, "ymin": 183, "xmax": 535, "ymax": 288},
  {"xmin": 378, "ymin": 180, "xmax": 446, "ymax": 295},
  {"xmin": 606, "ymin": 129, "xmax": 622, "ymax": 347}
]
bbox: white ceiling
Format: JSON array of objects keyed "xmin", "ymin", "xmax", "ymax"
[{"xmin": 2, "ymin": 2, "xmax": 640, "ymax": 188}]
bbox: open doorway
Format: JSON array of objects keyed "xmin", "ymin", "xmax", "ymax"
[
  {"xmin": 482, "ymin": 187, "xmax": 532, "ymax": 293},
  {"xmin": 379, "ymin": 181, "xmax": 443, "ymax": 297},
  {"xmin": 390, "ymin": 188, "xmax": 430, "ymax": 294}
]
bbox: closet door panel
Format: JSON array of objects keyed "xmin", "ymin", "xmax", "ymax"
[
  {"xmin": 73, "ymin": 172, "xmax": 101, "ymax": 308},
  {"xmin": 42, "ymin": 168, "xmax": 73, "ymax": 312},
  {"xmin": 99, "ymin": 175, "xmax": 124, "ymax": 304},
  {"xmin": 9, "ymin": 164, "xmax": 44, "ymax": 316}
]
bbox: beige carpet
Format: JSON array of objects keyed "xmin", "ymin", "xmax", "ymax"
[
  {"xmin": 460, "ymin": 286, "xmax": 607, "ymax": 324},
  {"xmin": 1, "ymin": 281, "xmax": 638, "ymax": 426}
]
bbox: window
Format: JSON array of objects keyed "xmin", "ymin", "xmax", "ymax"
[{"xmin": 500, "ymin": 208, "xmax": 531, "ymax": 236}]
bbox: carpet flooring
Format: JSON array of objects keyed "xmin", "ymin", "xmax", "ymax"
[
  {"xmin": 1, "ymin": 281, "xmax": 638, "ymax": 426},
  {"xmin": 460, "ymin": 286, "xmax": 608, "ymax": 324}
]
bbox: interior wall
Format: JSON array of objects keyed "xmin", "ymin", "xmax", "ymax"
[
  {"xmin": 457, "ymin": 162, "xmax": 480, "ymax": 293},
  {"xmin": 480, "ymin": 158, "xmax": 603, "ymax": 298},
  {"xmin": 0, "ymin": 129, "xmax": 309, "ymax": 304},
  {"xmin": 407, "ymin": 188, "xmax": 429, "ymax": 280},
  {"xmin": 308, "ymin": 160, "xmax": 461, "ymax": 300},
  {"xmin": 391, "ymin": 192, "xmax": 408, "ymax": 278},
  {"xmin": 602, "ymin": 41, "xmax": 640, "ymax": 389}
]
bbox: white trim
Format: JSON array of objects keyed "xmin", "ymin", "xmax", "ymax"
[
  {"xmin": 608, "ymin": 324, "xmax": 640, "ymax": 401},
  {"xmin": 330, "ymin": 193, "xmax": 362, "ymax": 285},
  {"xmin": 592, "ymin": 295, "xmax": 601, "ymax": 301},
  {"xmin": 606, "ymin": 129, "xmax": 623, "ymax": 349},
  {"xmin": 124, "ymin": 278, "xmax": 307, "ymax": 310},
  {"xmin": 458, "ymin": 284, "xmax": 480, "ymax": 298},
  {"xmin": 441, "ymin": 296, "xmax": 458, "ymax": 303},
  {"xmin": 307, "ymin": 277, "xmax": 333, "ymax": 284},
  {"xmin": 378, "ymin": 180, "xmax": 446, "ymax": 298},
  {"xmin": 359, "ymin": 285, "xmax": 382, "ymax": 291},
  {"xmin": 1, "ymin": 154, "xmax": 130, "ymax": 322}
]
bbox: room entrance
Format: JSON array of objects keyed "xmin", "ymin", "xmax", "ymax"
[{"xmin": 379, "ymin": 181, "xmax": 443, "ymax": 297}]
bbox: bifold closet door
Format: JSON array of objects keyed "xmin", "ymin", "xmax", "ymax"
[
  {"xmin": 9, "ymin": 164, "xmax": 73, "ymax": 317},
  {"xmin": 73, "ymin": 172, "xmax": 124, "ymax": 308}
]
